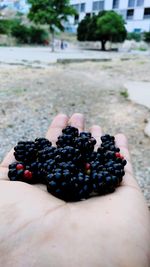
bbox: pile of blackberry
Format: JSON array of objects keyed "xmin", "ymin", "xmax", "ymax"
[{"xmin": 8, "ymin": 126, "xmax": 127, "ymax": 202}]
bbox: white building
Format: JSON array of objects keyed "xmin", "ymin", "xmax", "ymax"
[
  {"xmin": 0, "ymin": 0, "xmax": 30, "ymax": 14},
  {"xmin": 69, "ymin": 0, "xmax": 150, "ymax": 32}
]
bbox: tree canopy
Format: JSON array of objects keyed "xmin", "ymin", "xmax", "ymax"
[
  {"xmin": 77, "ymin": 11, "xmax": 127, "ymax": 50},
  {"xmin": 28, "ymin": 0, "xmax": 75, "ymax": 32}
]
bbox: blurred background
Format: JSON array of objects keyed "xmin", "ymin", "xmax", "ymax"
[{"xmin": 0, "ymin": 0, "xmax": 150, "ymax": 207}]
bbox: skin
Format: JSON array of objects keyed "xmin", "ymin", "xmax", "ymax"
[{"xmin": 0, "ymin": 113, "xmax": 150, "ymax": 267}]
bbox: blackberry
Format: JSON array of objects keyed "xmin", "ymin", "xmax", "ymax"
[
  {"xmin": 74, "ymin": 135, "xmax": 96, "ymax": 155},
  {"xmin": 8, "ymin": 162, "xmax": 24, "ymax": 181},
  {"xmin": 101, "ymin": 134, "xmax": 115, "ymax": 143},
  {"xmin": 62, "ymin": 126, "xmax": 79, "ymax": 138},
  {"xmin": 38, "ymin": 146, "xmax": 57, "ymax": 162},
  {"xmin": 14, "ymin": 141, "xmax": 37, "ymax": 163},
  {"xmin": 35, "ymin": 138, "xmax": 52, "ymax": 150},
  {"xmin": 8, "ymin": 125, "xmax": 127, "ymax": 202},
  {"xmin": 26, "ymin": 161, "xmax": 46, "ymax": 183},
  {"xmin": 101, "ymin": 134, "xmax": 120, "ymax": 153},
  {"xmin": 58, "ymin": 146, "xmax": 82, "ymax": 165},
  {"xmin": 56, "ymin": 126, "xmax": 79, "ymax": 148},
  {"xmin": 8, "ymin": 162, "xmax": 35, "ymax": 183},
  {"xmin": 46, "ymin": 169, "xmax": 70, "ymax": 200},
  {"xmin": 79, "ymin": 132, "xmax": 92, "ymax": 138},
  {"xmin": 43, "ymin": 159, "xmax": 56, "ymax": 172},
  {"xmin": 92, "ymin": 172, "xmax": 117, "ymax": 195},
  {"xmin": 70, "ymin": 173, "xmax": 92, "ymax": 201},
  {"xmin": 56, "ymin": 134, "xmax": 75, "ymax": 148},
  {"xmin": 47, "ymin": 171, "xmax": 92, "ymax": 201}
]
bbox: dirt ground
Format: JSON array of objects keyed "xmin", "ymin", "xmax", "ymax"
[{"xmin": 0, "ymin": 54, "xmax": 150, "ymax": 205}]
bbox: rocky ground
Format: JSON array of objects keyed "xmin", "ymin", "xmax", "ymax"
[{"xmin": 0, "ymin": 54, "xmax": 150, "ymax": 206}]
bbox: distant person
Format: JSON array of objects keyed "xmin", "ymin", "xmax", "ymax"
[
  {"xmin": 64, "ymin": 41, "xmax": 68, "ymax": 49},
  {"xmin": 61, "ymin": 39, "xmax": 64, "ymax": 50}
]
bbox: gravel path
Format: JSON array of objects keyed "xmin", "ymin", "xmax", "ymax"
[
  {"xmin": 0, "ymin": 54, "xmax": 150, "ymax": 206},
  {"xmin": 0, "ymin": 46, "xmax": 114, "ymax": 65}
]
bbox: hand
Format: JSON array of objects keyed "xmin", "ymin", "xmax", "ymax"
[{"xmin": 0, "ymin": 113, "xmax": 150, "ymax": 267}]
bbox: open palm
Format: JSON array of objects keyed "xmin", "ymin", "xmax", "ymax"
[{"xmin": 0, "ymin": 113, "xmax": 149, "ymax": 267}]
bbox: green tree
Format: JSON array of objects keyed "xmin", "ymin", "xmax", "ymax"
[
  {"xmin": 85, "ymin": 15, "xmax": 98, "ymax": 41},
  {"xmin": 97, "ymin": 11, "xmax": 127, "ymax": 50},
  {"xmin": 0, "ymin": 18, "xmax": 21, "ymax": 35},
  {"xmin": 77, "ymin": 11, "xmax": 127, "ymax": 51},
  {"xmin": 11, "ymin": 24, "xmax": 30, "ymax": 44},
  {"xmin": 77, "ymin": 16, "xmax": 91, "ymax": 41},
  {"xmin": 28, "ymin": 0, "xmax": 76, "ymax": 51},
  {"xmin": 87, "ymin": 11, "xmax": 106, "ymax": 42}
]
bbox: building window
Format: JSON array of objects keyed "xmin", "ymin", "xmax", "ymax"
[
  {"xmin": 86, "ymin": 13, "xmax": 91, "ymax": 17},
  {"xmin": 99, "ymin": 1, "xmax": 104, "ymax": 10},
  {"xmin": 136, "ymin": 0, "xmax": 144, "ymax": 6},
  {"xmin": 72, "ymin": 3, "xmax": 86, "ymax": 13},
  {"xmin": 93, "ymin": 1, "xmax": 99, "ymax": 11},
  {"xmin": 112, "ymin": 0, "xmax": 119, "ymax": 9},
  {"xmin": 144, "ymin": 8, "xmax": 150, "ymax": 19},
  {"xmin": 72, "ymin": 4, "xmax": 80, "ymax": 13},
  {"xmin": 93, "ymin": 1, "xmax": 104, "ymax": 11},
  {"xmin": 134, "ymin": 28, "xmax": 141, "ymax": 32},
  {"xmin": 128, "ymin": 0, "xmax": 144, "ymax": 7},
  {"xmin": 118, "ymin": 9, "xmax": 126, "ymax": 20},
  {"xmin": 127, "ymin": 9, "xmax": 134, "ymax": 20},
  {"xmin": 80, "ymin": 3, "xmax": 86, "ymax": 12},
  {"xmin": 128, "ymin": 0, "xmax": 136, "ymax": 7},
  {"xmin": 74, "ymin": 14, "xmax": 79, "ymax": 24}
]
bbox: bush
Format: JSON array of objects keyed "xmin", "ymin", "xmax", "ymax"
[
  {"xmin": 0, "ymin": 19, "xmax": 20, "ymax": 34},
  {"xmin": 143, "ymin": 32, "xmax": 150, "ymax": 43},
  {"xmin": 126, "ymin": 32, "xmax": 141, "ymax": 42},
  {"xmin": 11, "ymin": 24, "xmax": 30, "ymax": 44},
  {"xmin": 11, "ymin": 23, "xmax": 49, "ymax": 44},
  {"xmin": 77, "ymin": 16, "xmax": 91, "ymax": 41},
  {"xmin": 0, "ymin": 20, "xmax": 10, "ymax": 34},
  {"xmin": 0, "ymin": 18, "xmax": 49, "ymax": 44},
  {"xmin": 29, "ymin": 26, "xmax": 49, "ymax": 44}
]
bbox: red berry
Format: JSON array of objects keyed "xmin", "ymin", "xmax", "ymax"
[
  {"xmin": 24, "ymin": 170, "xmax": 33, "ymax": 179},
  {"xmin": 85, "ymin": 163, "xmax": 91, "ymax": 170},
  {"xmin": 16, "ymin": 164, "xmax": 24, "ymax": 170},
  {"xmin": 115, "ymin": 152, "xmax": 124, "ymax": 159}
]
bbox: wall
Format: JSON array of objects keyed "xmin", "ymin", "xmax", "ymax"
[{"xmin": 70, "ymin": 0, "xmax": 150, "ymax": 32}]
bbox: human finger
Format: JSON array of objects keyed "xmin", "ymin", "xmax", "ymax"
[
  {"xmin": 68, "ymin": 113, "xmax": 85, "ymax": 133},
  {"xmin": 115, "ymin": 134, "xmax": 132, "ymax": 172},
  {"xmin": 90, "ymin": 125, "xmax": 103, "ymax": 150},
  {"xmin": 0, "ymin": 149, "xmax": 15, "ymax": 168},
  {"xmin": 46, "ymin": 114, "xmax": 69, "ymax": 145},
  {"xmin": 115, "ymin": 133, "xmax": 139, "ymax": 188},
  {"xmin": 0, "ymin": 166, "xmax": 9, "ymax": 181}
]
